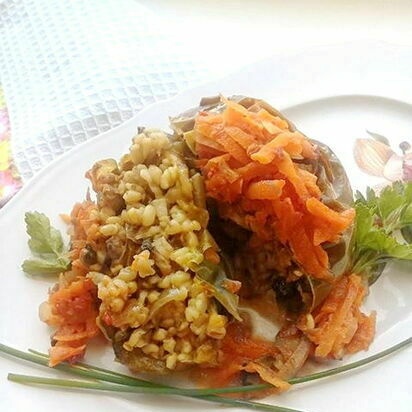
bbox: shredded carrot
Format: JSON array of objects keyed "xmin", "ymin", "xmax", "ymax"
[
  {"xmin": 297, "ymin": 168, "xmax": 322, "ymax": 197},
  {"xmin": 246, "ymin": 180, "xmax": 285, "ymax": 200},
  {"xmin": 48, "ymin": 345, "xmax": 86, "ymax": 367},
  {"xmin": 196, "ymin": 142, "xmax": 225, "ymax": 160},
  {"xmin": 225, "ymin": 126, "xmax": 257, "ymax": 149},
  {"xmin": 223, "ymin": 100, "xmax": 266, "ymax": 140},
  {"xmin": 193, "ymin": 97, "xmax": 355, "ymax": 280},
  {"xmin": 196, "ymin": 132, "xmax": 226, "ymax": 154},
  {"xmin": 236, "ymin": 162, "xmax": 278, "ymax": 184},
  {"xmin": 306, "ymin": 197, "xmax": 355, "ymax": 245},
  {"xmin": 288, "ymin": 226, "xmax": 331, "ymax": 280},
  {"xmin": 46, "ymin": 277, "xmax": 99, "ymax": 366},
  {"xmin": 298, "ymin": 274, "xmax": 376, "ymax": 359},
  {"xmin": 43, "ymin": 201, "xmax": 101, "ymax": 366},
  {"xmin": 243, "ymin": 361, "xmax": 291, "ymax": 392},
  {"xmin": 201, "ymin": 322, "xmax": 279, "ymax": 387},
  {"xmin": 214, "ymin": 132, "xmax": 250, "ymax": 165},
  {"xmin": 255, "ymin": 108, "xmax": 289, "ymax": 131},
  {"xmin": 346, "ymin": 311, "xmax": 376, "ymax": 354},
  {"xmin": 274, "ymin": 149, "xmax": 310, "ymax": 198},
  {"xmin": 250, "ymin": 132, "xmax": 311, "ymax": 164}
]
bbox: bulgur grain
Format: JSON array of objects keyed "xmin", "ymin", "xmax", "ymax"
[{"xmin": 84, "ymin": 128, "xmax": 232, "ymax": 371}]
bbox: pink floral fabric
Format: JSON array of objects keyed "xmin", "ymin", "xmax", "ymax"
[{"xmin": 0, "ymin": 87, "xmax": 22, "ymax": 207}]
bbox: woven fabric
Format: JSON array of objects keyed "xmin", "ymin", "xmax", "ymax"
[{"xmin": 0, "ymin": 0, "xmax": 213, "ymax": 181}]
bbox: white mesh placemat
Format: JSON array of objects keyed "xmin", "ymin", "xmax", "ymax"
[{"xmin": 0, "ymin": 0, "xmax": 214, "ymax": 180}]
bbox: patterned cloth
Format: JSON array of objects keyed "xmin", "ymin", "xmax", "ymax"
[{"xmin": 0, "ymin": 86, "xmax": 22, "ymax": 206}]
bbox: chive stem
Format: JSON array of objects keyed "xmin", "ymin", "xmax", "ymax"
[
  {"xmin": 1, "ymin": 336, "xmax": 411, "ymax": 412},
  {"xmin": 6, "ymin": 373, "xmax": 263, "ymax": 396},
  {"xmin": 289, "ymin": 336, "xmax": 412, "ymax": 385},
  {"xmin": 1, "ymin": 344, "xmax": 267, "ymax": 395},
  {"xmin": 7, "ymin": 373, "xmax": 304, "ymax": 412},
  {"xmin": 27, "ymin": 349, "xmax": 174, "ymax": 388}
]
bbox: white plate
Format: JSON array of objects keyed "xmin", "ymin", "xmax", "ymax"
[{"xmin": 0, "ymin": 42, "xmax": 411, "ymax": 412}]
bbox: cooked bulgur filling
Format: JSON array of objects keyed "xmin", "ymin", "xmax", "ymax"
[{"xmin": 41, "ymin": 128, "xmax": 235, "ymax": 370}]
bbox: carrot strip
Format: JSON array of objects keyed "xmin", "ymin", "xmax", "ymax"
[
  {"xmin": 246, "ymin": 180, "xmax": 285, "ymax": 200},
  {"xmin": 243, "ymin": 362, "xmax": 291, "ymax": 391},
  {"xmin": 196, "ymin": 142, "xmax": 225, "ymax": 160},
  {"xmin": 289, "ymin": 227, "xmax": 331, "ymax": 280},
  {"xmin": 48, "ymin": 344, "xmax": 86, "ymax": 367},
  {"xmin": 214, "ymin": 131, "xmax": 250, "ymax": 165},
  {"xmin": 196, "ymin": 134, "xmax": 226, "ymax": 152},
  {"xmin": 306, "ymin": 198, "xmax": 355, "ymax": 245},
  {"xmin": 346, "ymin": 311, "xmax": 376, "ymax": 354},
  {"xmin": 223, "ymin": 100, "xmax": 265, "ymax": 140},
  {"xmin": 275, "ymin": 150, "xmax": 309, "ymax": 199},
  {"xmin": 250, "ymin": 132, "xmax": 304, "ymax": 164},
  {"xmin": 306, "ymin": 197, "xmax": 355, "ymax": 228},
  {"xmin": 225, "ymin": 126, "xmax": 257, "ymax": 149},
  {"xmin": 236, "ymin": 162, "xmax": 278, "ymax": 183},
  {"xmin": 297, "ymin": 169, "xmax": 321, "ymax": 197},
  {"xmin": 202, "ymin": 322, "xmax": 279, "ymax": 387},
  {"xmin": 256, "ymin": 108, "xmax": 289, "ymax": 131}
]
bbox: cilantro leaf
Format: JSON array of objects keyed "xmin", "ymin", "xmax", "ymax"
[{"xmin": 22, "ymin": 212, "xmax": 70, "ymax": 275}]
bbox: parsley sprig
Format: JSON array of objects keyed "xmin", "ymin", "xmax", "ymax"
[
  {"xmin": 353, "ymin": 182, "xmax": 412, "ymax": 282},
  {"xmin": 21, "ymin": 212, "xmax": 71, "ymax": 275}
]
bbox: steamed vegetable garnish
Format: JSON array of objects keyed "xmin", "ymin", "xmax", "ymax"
[
  {"xmin": 352, "ymin": 182, "xmax": 412, "ymax": 282},
  {"xmin": 22, "ymin": 211, "xmax": 71, "ymax": 275},
  {"xmin": 9, "ymin": 95, "xmax": 412, "ymax": 410}
]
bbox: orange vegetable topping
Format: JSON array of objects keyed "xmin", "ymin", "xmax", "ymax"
[
  {"xmin": 194, "ymin": 98, "xmax": 355, "ymax": 280},
  {"xmin": 46, "ymin": 277, "xmax": 99, "ymax": 366},
  {"xmin": 298, "ymin": 274, "xmax": 376, "ymax": 359}
]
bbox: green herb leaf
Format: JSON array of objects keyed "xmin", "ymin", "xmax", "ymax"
[
  {"xmin": 353, "ymin": 182, "xmax": 412, "ymax": 280},
  {"xmin": 22, "ymin": 211, "xmax": 70, "ymax": 275},
  {"xmin": 22, "ymin": 256, "xmax": 71, "ymax": 275},
  {"xmin": 400, "ymin": 204, "xmax": 412, "ymax": 226},
  {"xmin": 25, "ymin": 212, "xmax": 65, "ymax": 254},
  {"xmin": 401, "ymin": 225, "xmax": 412, "ymax": 243}
]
